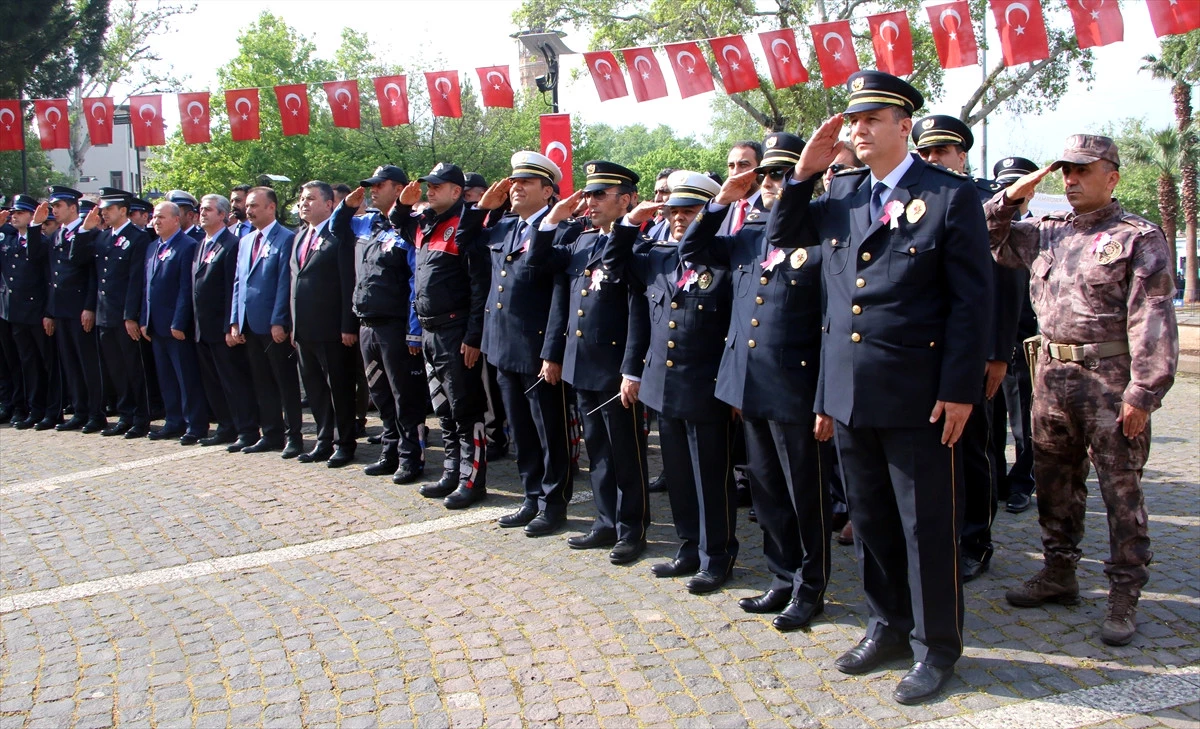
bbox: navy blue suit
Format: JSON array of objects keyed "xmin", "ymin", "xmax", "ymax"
[
  {"xmin": 0, "ymin": 223, "xmax": 61, "ymax": 421},
  {"xmin": 142, "ymin": 229, "xmax": 206, "ymax": 435},
  {"xmin": 49, "ymin": 220, "xmax": 104, "ymax": 423}
]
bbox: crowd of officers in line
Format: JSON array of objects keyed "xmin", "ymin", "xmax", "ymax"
[{"xmin": 0, "ymin": 70, "xmax": 1179, "ymax": 706}]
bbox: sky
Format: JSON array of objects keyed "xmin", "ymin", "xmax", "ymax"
[{"xmin": 137, "ymin": 0, "xmax": 1179, "ymax": 175}]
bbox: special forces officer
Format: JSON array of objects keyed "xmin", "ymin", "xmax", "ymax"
[{"xmin": 987, "ymin": 135, "xmax": 1178, "ymax": 647}]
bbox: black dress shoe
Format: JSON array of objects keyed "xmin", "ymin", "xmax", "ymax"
[
  {"xmin": 147, "ymin": 428, "xmax": 184, "ymax": 440},
  {"xmin": 363, "ymin": 458, "xmax": 398, "ymax": 477},
  {"xmin": 280, "ymin": 439, "xmax": 304, "ymax": 459},
  {"xmin": 179, "ymin": 433, "xmax": 202, "ymax": 446},
  {"xmin": 241, "ymin": 438, "xmax": 283, "ymax": 454},
  {"xmin": 738, "ymin": 588, "xmax": 792, "ymax": 614},
  {"xmin": 326, "ymin": 447, "xmax": 354, "ymax": 468},
  {"xmin": 101, "ymin": 421, "xmax": 132, "ymax": 437},
  {"xmin": 355, "ymin": 420, "xmax": 368, "ymax": 439},
  {"xmin": 124, "ymin": 426, "xmax": 149, "ymax": 439},
  {"xmin": 650, "ymin": 558, "xmax": 701, "ymax": 578},
  {"xmin": 391, "ymin": 463, "xmax": 422, "ymax": 484},
  {"xmin": 56, "ymin": 416, "xmax": 88, "ymax": 432},
  {"xmin": 81, "ymin": 419, "xmax": 107, "ymax": 434},
  {"xmin": 498, "ymin": 504, "xmax": 538, "ymax": 528},
  {"xmin": 893, "ymin": 662, "xmax": 953, "ymax": 705},
  {"xmin": 298, "ymin": 445, "xmax": 334, "ymax": 463},
  {"xmin": 647, "ymin": 472, "xmax": 668, "ymax": 493},
  {"xmin": 34, "ymin": 418, "xmax": 60, "ymax": 431},
  {"xmin": 524, "ymin": 512, "xmax": 566, "ymax": 538},
  {"xmin": 1006, "ymin": 492, "xmax": 1034, "ymax": 514},
  {"xmin": 200, "ymin": 432, "xmax": 237, "ymax": 447},
  {"xmin": 9, "ymin": 411, "xmax": 29, "ymax": 425},
  {"xmin": 835, "ymin": 637, "xmax": 912, "ymax": 675},
  {"xmin": 443, "ymin": 484, "xmax": 486, "ymax": 509},
  {"xmin": 13, "ymin": 417, "xmax": 36, "ymax": 430},
  {"xmin": 773, "ymin": 599, "xmax": 825, "ymax": 632},
  {"xmin": 609, "ymin": 539, "xmax": 646, "ymax": 565},
  {"xmin": 226, "ymin": 436, "xmax": 255, "ymax": 453},
  {"xmin": 366, "ymin": 433, "xmax": 383, "ymax": 445},
  {"xmin": 420, "ymin": 471, "xmax": 458, "ymax": 498},
  {"xmin": 567, "ymin": 529, "xmax": 618, "ymax": 550},
  {"xmin": 686, "ymin": 565, "xmax": 734, "ymax": 595},
  {"xmin": 961, "ymin": 553, "xmax": 991, "ymax": 583}
]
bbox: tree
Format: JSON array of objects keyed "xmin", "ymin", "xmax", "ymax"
[
  {"xmin": 0, "ymin": 134, "xmax": 73, "ymax": 194},
  {"xmin": 0, "ymin": 0, "xmax": 110, "ymax": 99},
  {"xmin": 1125, "ymin": 124, "xmax": 1190, "ymax": 270}
]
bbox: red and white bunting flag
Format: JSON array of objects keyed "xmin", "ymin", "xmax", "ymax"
[
  {"xmin": 665, "ymin": 42, "xmax": 715, "ymax": 99},
  {"xmin": 33, "ymin": 98, "xmax": 70, "ymax": 150},
  {"xmin": 927, "ymin": 1, "xmax": 979, "ymax": 69},
  {"xmin": 275, "ymin": 84, "xmax": 310, "ymax": 136},
  {"xmin": 323, "ymin": 80, "xmax": 361, "ymax": 129},
  {"xmin": 373, "ymin": 75, "xmax": 410, "ymax": 126},
  {"xmin": 476, "ymin": 66, "xmax": 514, "ymax": 108},
  {"xmin": 991, "ymin": 0, "xmax": 1050, "ymax": 66},
  {"xmin": 177, "ymin": 92, "xmax": 211, "ymax": 144},
  {"xmin": 1067, "ymin": 0, "xmax": 1123, "ymax": 48},
  {"xmin": 621, "ymin": 47, "xmax": 669, "ymax": 102},
  {"xmin": 1147, "ymin": 0, "xmax": 1200, "ymax": 37},
  {"xmin": 225, "ymin": 88, "xmax": 260, "ymax": 141},
  {"xmin": 810, "ymin": 20, "xmax": 859, "ymax": 88},
  {"xmin": 758, "ymin": 29, "xmax": 809, "ymax": 89},
  {"xmin": 0, "ymin": 100, "xmax": 23, "ymax": 152},
  {"xmin": 709, "ymin": 35, "xmax": 759, "ymax": 95},
  {"xmin": 129, "ymin": 95, "xmax": 166, "ymax": 147},
  {"xmin": 82, "ymin": 96, "xmax": 114, "ymax": 146},
  {"xmin": 582, "ymin": 51, "xmax": 629, "ymax": 101},
  {"xmin": 868, "ymin": 11, "xmax": 914, "ymax": 77},
  {"xmin": 425, "ymin": 71, "xmax": 463, "ymax": 118},
  {"xmin": 540, "ymin": 113, "xmax": 573, "ymax": 197}
]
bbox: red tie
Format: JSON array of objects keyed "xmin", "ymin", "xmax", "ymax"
[
  {"xmin": 300, "ymin": 228, "xmax": 317, "ymax": 266},
  {"xmin": 251, "ymin": 232, "xmax": 263, "ymax": 262},
  {"xmin": 731, "ymin": 199, "xmax": 749, "ymax": 234}
]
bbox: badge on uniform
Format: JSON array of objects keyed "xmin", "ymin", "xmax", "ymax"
[
  {"xmin": 1094, "ymin": 232, "xmax": 1123, "ymax": 264},
  {"xmin": 906, "ymin": 199, "xmax": 926, "ymax": 224},
  {"xmin": 697, "ymin": 270, "xmax": 713, "ymax": 289},
  {"xmin": 204, "ymin": 250, "xmax": 217, "ymax": 264},
  {"xmin": 761, "ymin": 247, "xmax": 785, "ymax": 272},
  {"xmin": 790, "ymin": 248, "xmax": 807, "ymax": 268},
  {"xmin": 881, "ymin": 199, "xmax": 905, "ymax": 230},
  {"xmin": 589, "ymin": 268, "xmax": 605, "ymax": 291},
  {"xmin": 118, "ymin": 237, "xmax": 129, "ymax": 250},
  {"xmin": 443, "ymin": 227, "xmax": 455, "ymax": 242},
  {"xmin": 159, "ymin": 247, "xmax": 173, "ymax": 261},
  {"xmin": 678, "ymin": 267, "xmax": 698, "ymax": 291}
]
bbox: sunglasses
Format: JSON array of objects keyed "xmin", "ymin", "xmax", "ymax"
[
  {"xmin": 765, "ymin": 169, "xmax": 788, "ymax": 181},
  {"xmin": 827, "ymin": 164, "xmax": 850, "ymax": 174},
  {"xmin": 582, "ymin": 190, "xmax": 613, "ymax": 200}
]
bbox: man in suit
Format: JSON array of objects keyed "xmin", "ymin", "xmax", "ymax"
[
  {"xmin": 291, "ymin": 180, "xmax": 358, "ymax": 468},
  {"xmin": 231, "ymin": 186, "xmax": 302, "ymax": 458},
  {"xmin": 768, "ymin": 71, "xmax": 992, "ymax": 704},
  {"xmin": 141, "ymin": 202, "xmax": 207, "ymax": 444},
  {"xmin": 720, "ymin": 141, "xmax": 767, "ymax": 236},
  {"xmin": 229, "ymin": 185, "xmax": 253, "ymax": 239},
  {"xmin": 194, "ymin": 194, "xmax": 259, "ymax": 451}
]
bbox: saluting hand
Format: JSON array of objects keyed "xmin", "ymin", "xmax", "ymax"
[
  {"xmin": 715, "ymin": 170, "xmax": 759, "ymax": 205},
  {"xmin": 398, "ymin": 181, "xmax": 422, "ymax": 207},
  {"xmin": 794, "ymin": 113, "xmax": 846, "ymax": 181},
  {"xmin": 626, "ymin": 201, "xmax": 663, "ymax": 226},
  {"xmin": 546, "ymin": 190, "xmax": 584, "ymax": 226},
  {"xmin": 0, "ymin": 210, "xmax": 9, "ymax": 227},
  {"xmin": 81, "ymin": 206, "xmax": 102, "ymax": 231},
  {"xmin": 344, "ymin": 186, "xmax": 366, "ymax": 210},
  {"xmin": 32, "ymin": 202, "xmax": 50, "ymax": 226},
  {"xmin": 1004, "ymin": 166, "xmax": 1055, "ymax": 204},
  {"xmin": 478, "ymin": 179, "xmax": 513, "ymax": 210}
]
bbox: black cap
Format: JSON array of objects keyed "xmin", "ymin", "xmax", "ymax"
[
  {"xmin": 463, "ymin": 172, "xmax": 487, "ymax": 189},
  {"xmin": 11, "ymin": 194, "xmax": 38, "ymax": 212},
  {"xmin": 418, "ymin": 162, "xmax": 466, "ymax": 188},
  {"xmin": 993, "ymin": 156, "xmax": 1039, "ymax": 186},
  {"xmin": 845, "ymin": 70, "xmax": 923, "ymax": 116},
  {"xmin": 129, "ymin": 197, "xmax": 152, "ymax": 214},
  {"xmin": 360, "ymin": 164, "xmax": 409, "ymax": 187},
  {"xmin": 582, "ymin": 161, "xmax": 639, "ymax": 192},
  {"xmin": 912, "ymin": 114, "xmax": 973, "ymax": 152},
  {"xmin": 78, "ymin": 198, "xmax": 96, "ymax": 214},
  {"xmin": 100, "ymin": 190, "xmax": 132, "ymax": 208},
  {"xmin": 45, "ymin": 208, "xmax": 56, "ymax": 221},
  {"xmin": 48, "ymin": 185, "xmax": 82, "ymax": 203},
  {"xmin": 757, "ymin": 132, "xmax": 806, "ymax": 171}
]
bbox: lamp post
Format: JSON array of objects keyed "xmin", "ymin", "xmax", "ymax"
[{"xmin": 512, "ymin": 31, "xmax": 576, "ymax": 113}]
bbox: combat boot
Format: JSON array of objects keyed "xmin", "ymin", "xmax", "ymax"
[
  {"xmin": 1100, "ymin": 588, "xmax": 1138, "ymax": 646},
  {"xmin": 1005, "ymin": 565, "xmax": 1080, "ymax": 607}
]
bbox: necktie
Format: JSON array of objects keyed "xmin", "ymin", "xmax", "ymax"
[
  {"xmin": 870, "ymin": 181, "xmax": 888, "ymax": 223},
  {"xmin": 18, "ymin": 236, "xmax": 26, "ymax": 248},
  {"xmin": 300, "ymin": 228, "xmax": 317, "ymax": 266},
  {"xmin": 731, "ymin": 199, "xmax": 750, "ymax": 234},
  {"xmin": 514, "ymin": 220, "xmax": 527, "ymax": 251},
  {"xmin": 251, "ymin": 232, "xmax": 263, "ymax": 262}
]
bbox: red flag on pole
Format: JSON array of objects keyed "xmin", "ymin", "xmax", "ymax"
[
  {"xmin": 868, "ymin": 11, "xmax": 914, "ymax": 77},
  {"xmin": 927, "ymin": 1, "xmax": 979, "ymax": 69},
  {"xmin": 476, "ymin": 66, "xmax": 514, "ymax": 108},
  {"xmin": 665, "ymin": 42, "xmax": 716, "ymax": 99},
  {"xmin": 1147, "ymin": 0, "xmax": 1200, "ymax": 37},
  {"xmin": 177, "ymin": 92, "xmax": 211, "ymax": 144},
  {"xmin": 758, "ymin": 29, "xmax": 809, "ymax": 89},
  {"xmin": 425, "ymin": 71, "xmax": 462, "ymax": 118},
  {"xmin": 621, "ymin": 48, "xmax": 669, "ymax": 102},
  {"xmin": 810, "ymin": 21, "xmax": 859, "ymax": 89},
  {"xmin": 540, "ymin": 113, "xmax": 573, "ymax": 197},
  {"xmin": 991, "ymin": 0, "xmax": 1050, "ymax": 66},
  {"xmin": 582, "ymin": 51, "xmax": 629, "ymax": 101},
  {"xmin": 1067, "ymin": 0, "xmax": 1123, "ymax": 48},
  {"xmin": 33, "ymin": 98, "xmax": 70, "ymax": 150},
  {"xmin": 82, "ymin": 96, "xmax": 114, "ymax": 145},
  {"xmin": 129, "ymin": 95, "xmax": 166, "ymax": 147},
  {"xmin": 373, "ymin": 75, "xmax": 410, "ymax": 126},
  {"xmin": 225, "ymin": 88, "xmax": 260, "ymax": 141},
  {"xmin": 0, "ymin": 100, "xmax": 23, "ymax": 152},
  {"xmin": 323, "ymin": 80, "xmax": 361, "ymax": 128},
  {"xmin": 709, "ymin": 35, "xmax": 760, "ymax": 95},
  {"xmin": 275, "ymin": 84, "xmax": 310, "ymax": 136}
]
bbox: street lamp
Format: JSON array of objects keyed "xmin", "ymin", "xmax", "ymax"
[{"xmin": 512, "ymin": 30, "xmax": 576, "ymax": 113}]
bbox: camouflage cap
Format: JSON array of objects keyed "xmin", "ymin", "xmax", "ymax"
[{"xmin": 1050, "ymin": 134, "xmax": 1120, "ymax": 171}]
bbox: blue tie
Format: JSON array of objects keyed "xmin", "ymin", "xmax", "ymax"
[{"xmin": 870, "ymin": 181, "xmax": 887, "ymax": 222}]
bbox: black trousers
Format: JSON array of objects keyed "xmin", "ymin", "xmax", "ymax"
[
  {"xmin": 482, "ymin": 359, "xmax": 508, "ymax": 449},
  {"xmin": 577, "ymin": 388, "xmax": 649, "ymax": 542},
  {"xmin": 0, "ymin": 318, "xmax": 26, "ymax": 414},
  {"xmin": 835, "ymin": 421, "xmax": 965, "ymax": 669},
  {"xmin": 98, "ymin": 326, "xmax": 148, "ymax": 427},
  {"xmin": 423, "ymin": 322, "xmax": 486, "ymax": 488},
  {"xmin": 496, "ymin": 368, "xmax": 573, "ymax": 516},
  {"xmin": 10, "ymin": 320, "xmax": 60, "ymax": 421},
  {"xmin": 196, "ymin": 338, "xmax": 258, "ymax": 439},
  {"xmin": 996, "ymin": 354, "xmax": 1035, "ymax": 499},
  {"xmin": 242, "ymin": 327, "xmax": 303, "ymax": 443},
  {"xmin": 744, "ymin": 417, "xmax": 832, "ymax": 603},
  {"xmin": 55, "ymin": 316, "xmax": 104, "ymax": 422},
  {"xmin": 960, "ymin": 388, "xmax": 998, "ymax": 562},
  {"xmin": 659, "ymin": 415, "xmax": 736, "ymax": 572},
  {"xmin": 298, "ymin": 338, "xmax": 357, "ymax": 450},
  {"xmin": 360, "ymin": 320, "xmax": 426, "ymax": 467}
]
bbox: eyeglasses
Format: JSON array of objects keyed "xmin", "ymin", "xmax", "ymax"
[{"xmin": 827, "ymin": 164, "xmax": 849, "ymax": 174}]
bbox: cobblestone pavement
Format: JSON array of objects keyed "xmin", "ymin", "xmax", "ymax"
[{"xmin": 1, "ymin": 377, "xmax": 1197, "ymax": 728}]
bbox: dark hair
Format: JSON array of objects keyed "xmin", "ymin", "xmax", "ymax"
[
  {"xmin": 706, "ymin": 171, "xmax": 724, "ymax": 185},
  {"xmin": 231, "ymin": 184, "xmax": 252, "ymax": 194},
  {"xmin": 332, "ymin": 183, "xmax": 352, "ymax": 196},
  {"xmin": 656, "ymin": 168, "xmax": 677, "ymax": 181},
  {"xmin": 249, "ymin": 186, "xmax": 278, "ymax": 208},
  {"xmin": 732, "ymin": 141, "xmax": 764, "ymax": 163},
  {"xmin": 301, "ymin": 180, "xmax": 334, "ymax": 202}
]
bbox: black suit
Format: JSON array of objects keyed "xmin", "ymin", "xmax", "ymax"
[
  {"xmin": 48, "ymin": 220, "xmax": 103, "ymax": 423},
  {"xmin": 0, "ymin": 223, "xmax": 61, "ymax": 422}
]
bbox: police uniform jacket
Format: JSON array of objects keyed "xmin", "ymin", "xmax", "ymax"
[
  {"xmin": 230, "ymin": 221, "xmax": 295, "ymax": 334},
  {"xmin": 142, "ymin": 229, "xmax": 197, "ymax": 338},
  {"xmin": 967, "ymin": 177, "xmax": 1025, "ymax": 364},
  {"xmin": 0, "ymin": 223, "xmax": 50, "ymax": 326},
  {"xmin": 604, "ymin": 222, "xmax": 732, "ymax": 422},
  {"xmin": 679, "ymin": 204, "xmax": 822, "ymax": 423},
  {"xmin": 767, "ymin": 155, "xmax": 992, "ymax": 428},
  {"xmin": 331, "ymin": 204, "xmax": 421, "ymax": 344},
  {"xmin": 47, "ymin": 219, "xmax": 98, "ymax": 318},
  {"xmin": 72, "ymin": 222, "xmax": 151, "ymax": 328},
  {"xmin": 289, "ymin": 220, "xmax": 357, "ymax": 343},
  {"xmin": 191, "ymin": 228, "xmax": 240, "ymax": 344}
]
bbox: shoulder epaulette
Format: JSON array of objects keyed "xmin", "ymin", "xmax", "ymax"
[
  {"xmin": 926, "ymin": 164, "xmax": 967, "ymax": 179},
  {"xmin": 973, "ymin": 177, "xmax": 1002, "ymax": 193},
  {"xmin": 834, "ymin": 166, "xmax": 869, "ymax": 177},
  {"xmin": 744, "ymin": 209, "xmax": 766, "ymax": 225},
  {"xmin": 1040, "ymin": 211, "xmax": 1070, "ymax": 222},
  {"xmin": 1118, "ymin": 212, "xmax": 1156, "ymax": 235}
]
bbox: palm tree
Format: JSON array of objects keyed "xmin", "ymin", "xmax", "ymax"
[{"xmin": 1127, "ymin": 126, "xmax": 1185, "ymax": 270}]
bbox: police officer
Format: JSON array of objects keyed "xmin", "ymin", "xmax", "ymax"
[
  {"xmin": 168, "ymin": 190, "xmax": 204, "ymax": 241},
  {"xmin": 534, "ymin": 161, "xmax": 650, "ymax": 546},
  {"xmin": 769, "ymin": 71, "xmax": 993, "ymax": 704},
  {"xmin": 390, "ymin": 163, "xmax": 491, "ymax": 509},
  {"xmin": 988, "ymin": 135, "xmax": 1179, "ymax": 647},
  {"xmin": 912, "ymin": 114, "xmax": 1024, "ymax": 581},
  {"xmin": 128, "ymin": 197, "xmax": 153, "ymax": 232}
]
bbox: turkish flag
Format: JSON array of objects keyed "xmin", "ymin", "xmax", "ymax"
[
  {"xmin": 927, "ymin": 1, "xmax": 979, "ymax": 69},
  {"xmin": 225, "ymin": 88, "xmax": 260, "ymax": 141},
  {"xmin": 373, "ymin": 75, "xmax": 410, "ymax": 126},
  {"xmin": 583, "ymin": 51, "xmax": 628, "ymax": 101},
  {"xmin": 709, "ymin": 35, "xmax": 759, "ymax": 95},
  {"xmin": 810, "ymin": 21, "xmax": 859, "ymax": 89},
  {"xmin": 991, "ymin": 0, "xmax": 1050, "ymax": 66},
  {"xmin": 1148, "ymin": 0, "xmax": 1200, "ymax": 37},
  {"xmin": 621, "ymin": 48, "xmax": 669, "ymax": 102},
  {"xmin": 177, "ymin": 92, "xmax": 211, "ymax": 144},
  {"xmin": 1068, "ymin": 0, "xmax": 1123, "ymax": 48},
  {"xmin": 33, "ymin": 98, "xmax": 69, "ymax": 150},
  {"xmin": 540, "ymin": 113, "xmax": 573, "ymax": 197},
  {"xmin": 82, "ymin": 96, "xmax": 114, "ymax": 146},
  {"xmin": 425, "ymin": 71, "xmax": 462, "ymax": 118},
  {"xmin": 476, "ymin": 66, "xmax": 514, "ymax": 108},
  {"xmin": 275, "ymin": 84, "xmax": 310, "ymax": 136},
  {"xmin": 758, "ymin": 29, "xmax": 809, "ymax": 89},
  {"xmin": 129, "ymin": 95, "xmax": 165, "ymax": 147},
  {"xmin": 323, "ymin": 81, "xmax": 361, "ymax": 129},
  {"xmin": 0, "ymin": 99, "xmax": 23, "ymax": 152},
  {"xmin": 868, "ymin": 11, "xmax": 914, "ymax": 77},
  {"xmin": 665, "ymin": 42, "xmax": 715, "ymax": 99}
]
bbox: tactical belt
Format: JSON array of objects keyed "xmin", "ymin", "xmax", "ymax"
[
  {"xmin": 1044, "ymin": 339, "xmax": 1129, "ymax": 363},
  {"xmin": 417, "ymin": 310, "xmax": 468, "ymax": 330}
]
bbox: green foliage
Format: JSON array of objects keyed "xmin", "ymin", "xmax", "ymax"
[
  {"xmin": 0, "ymin": 0, "xmax": 110, "ymax": 98},
  {"xmin": 0, "ymin": 136, "xmax": 74, "ymax": 195}
]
